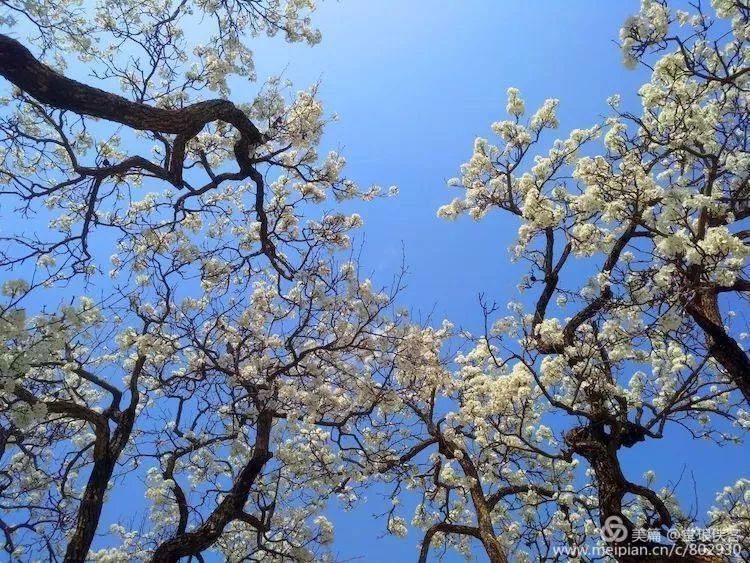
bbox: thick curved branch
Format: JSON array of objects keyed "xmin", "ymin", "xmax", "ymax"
[
  {"xmin": 685, "ymin": 289, "xmax": 750, "ymax": 404},
  {"xmin": 0, "ymin": 34, "xmax": 261, "ymax": 139},
  {"xmin": 63, "ymin": 355, "xmax": 146, "ymax": 563},
  {"xmin": 0, "ymin": 34, "xmax": 300, "ymax": 278},
  {"xmin": 150, "ymin": 411, "xmax": 274, "ymax": 563},
  {"xmin": 418, "ymin": 522, "xmax": 480, "ymax": 563},
  {"xmin": 0, "ymin": 34, "xmax": 264, "ymax": 182}
]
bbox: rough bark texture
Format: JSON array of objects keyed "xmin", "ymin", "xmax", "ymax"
[
  {"xmin": 64, "ymin": 456, "xmax": 119, "ymax": 562},
  {"xmin": 0, "ymin": 34, "xmax": 261, "ymax": 138},
  {"xmin": 63, "ymin": 356, "xmax": 145, "ymax": 563},
  {"xmin": 565, "ymin": 424, "xmax": 719, "ymax": 563},
  {"xmin": 436, "ymin": 438, "xmax": 509, "ymax": 563},
  {"xmin": 686, "ymin": 289, "xmax": 750, "ymax": 404},
  {"xmin": 149, "ymin": 411, "xmax": 274, "ymax": 563},
  {"xmin": 457, "ymin": 461, "xmax": 508, "ymax": 563},
  {"xmin": 0, "ymin": 34, "xmax": 263, "ymax": 183}
]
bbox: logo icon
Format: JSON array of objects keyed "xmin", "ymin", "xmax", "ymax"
[{"xmin": 600, "ymin": 515, "xmax": 629, "ymax": 543}]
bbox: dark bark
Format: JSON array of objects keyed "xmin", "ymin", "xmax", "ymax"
[
  {"xmin": 0, "ymin": 34, "xmax": 292, "ymax": 279},
  {"xmin": 63, "ymin": 356, "xmax": 146, "ymax": 563},
  {"xmin": 0, "ymin": 34, "xmax": 261, "ymax": 139},
  {"xmin": 63, "ymin": 456, "xmax": 119, "ymax": 562},
  {"xmin": 0, "ymin": 34, "xmax": 263, "ymax": 184},
  {"xmin": 686, "ymin": 289, "xmax": 750, "ymax": 404},
  {"xmin": 149, "ymin": 411, "xmax": 274, "ymax": 563},
  {"xmin": 565, "ymin": 424, "xmax": 717, "ymax": 563},
  {"xmin": 437, "ymin": 439, "xmax": 508, "ymax": 563},
  {"xmin": 418, "ymin": 523, "xmax": 481, "ymax": 563}
]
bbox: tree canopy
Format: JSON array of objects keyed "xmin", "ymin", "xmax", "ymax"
[{"xmin": 0, "ymin": 0, "xmax": 748, "ymax": 562}]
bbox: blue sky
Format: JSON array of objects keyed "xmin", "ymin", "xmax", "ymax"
[{"xmin": 249, "ymin": 0, "xmax": 650, "ymax": 324}]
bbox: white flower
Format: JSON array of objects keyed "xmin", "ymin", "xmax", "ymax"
[{"xmin": 506, "ymin": 87, "xmax": 525, "ymax": 117}]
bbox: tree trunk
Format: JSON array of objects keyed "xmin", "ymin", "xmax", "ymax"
[
  {"xmin": 686, "ymin": 289, "xmax": 750, "ymax": 404},
  {"xmin": 565, "ymin": 424, "xmax": 714, "ymax": 563},
  {"xmin": 150, "ymin": 412, "xmax": 273, "ymax": 563},
  {"xmin": 64, "ymin": 456, "xmax": 118, "ymax": 562}
]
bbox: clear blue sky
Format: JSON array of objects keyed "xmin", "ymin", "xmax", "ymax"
[
  {"xmin": 241, "ymin": 2, "xmax": 748, "ymax": 560},
  {"xmin": 249, "ymin": 0, "xmax": 651, "ymax": 323}
]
